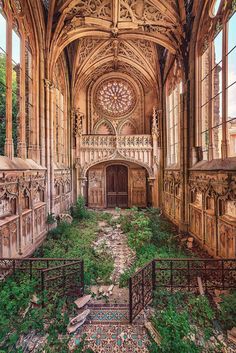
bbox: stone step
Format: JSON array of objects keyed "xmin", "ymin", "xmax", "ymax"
[{"xmin": 87, "ymin": 304, "xmax": 130, "ymax": 324}]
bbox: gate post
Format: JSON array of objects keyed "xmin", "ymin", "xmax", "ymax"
[
  {"xmin": 152, "ymin": 260, "xmax": 156, "ymax": 292},
  {"xmin": 41, "ymin": 270, "xmax": 45, "ymax": 308},
  {"xmin": 81, "ymin": 260, "xmax": 84, "ymax": 296},
  {"xmin": 129, "ymin": 277, "xmax": 133, "ymax": 324}
]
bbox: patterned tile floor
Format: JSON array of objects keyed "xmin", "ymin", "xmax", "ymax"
[
  {"xmin": 88, "ymin": 306, "xmax": 129, "ymax": 324},
  {"xmin": 69, "ymin": 323, "xmax": 150, "ymax": 353}
]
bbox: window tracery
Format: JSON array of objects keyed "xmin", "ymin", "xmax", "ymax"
[
  {"xmin": 95, "ymin": 78, "xmax": 136, "ymax": 118},
  {"xmin": 166, "ymin": 61, "xmax": 183, "ymax": 166},
  {"xmin": 0, "ymin": 1, "xmax": 35, "ymax": 158},
  {"xmin": 198, "ymin": 1, "xmax": 236, "ymax": 160}
]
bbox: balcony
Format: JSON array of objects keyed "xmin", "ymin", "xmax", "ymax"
[{"xmin": 79, "ymin": 134, "xmax": 154, "ymax": 176}]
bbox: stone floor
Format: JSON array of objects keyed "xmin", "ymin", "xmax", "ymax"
[
  {"xmin": 94, "ymin": 214, "xmax": 135, "ymax": 284},
  {"xmin": 69, "ymin": 211, "xmax": 150, "ymax": 352},
  {"xmin": 69, "ymin": 323, "xmax": 150, "ymax": 353}
]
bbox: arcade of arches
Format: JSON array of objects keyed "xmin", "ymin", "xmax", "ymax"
[{"xmin": 0, "ymin": 0, "xmax": 236, "ymax": 259}]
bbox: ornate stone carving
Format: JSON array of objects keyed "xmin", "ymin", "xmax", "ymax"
[
  {"xmin": 66, "ymin": 0, "xmax": 112, "ymax": 20},
  {"xmin": 95, "ymin": 78, "xmax": 136, "ymax": 118}
]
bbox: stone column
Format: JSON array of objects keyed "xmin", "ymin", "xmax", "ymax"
[
  {"xmin": 179, "ymin": 88, "xmax": 189, "ymax": 232},
  {"xmin": 39, "ymin": 53, "xmax": 46, "ymax": 166},
  {"xmin": 49, "ymin": 82, "xmax": 55, "ymax": 213},
  {"xmin": 17, "ymin": 36, "xmax": 27, "ymax": 159},
  {"xmin": 4, "ymin": 19, "xmax": 14, "ymax": 158},
  {"xmin": 44, "ymin": 79, "xmax": 55, "ymax": 213}
]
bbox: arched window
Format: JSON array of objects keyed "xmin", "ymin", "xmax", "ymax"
[
  {"xmin": 166, "ymin": 62, "xmax": 183, "ymax": 166},
  {"xmin": 0, "ymin": 2, "xmax": 35, "ymax": 159},
  {"xmin": 198, "ymin": 2, "xmax": 236, "ymax": 160},
  {"xmin": 25, "ymin": 41, "xmax": 33, "ymax": 156},
  {"xmin": 12, "ymin": 26, "xmax": 21, "ymax": 153},
  {"xmin": 0, "ymin": 9, "xmax": 6, "ymax": 155}
]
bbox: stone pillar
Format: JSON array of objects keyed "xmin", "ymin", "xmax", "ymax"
[
  {"xmin": 152, "ymin": 107, "xmax": 161, "ymax": 208},
  {"xmin": 44, "ymin": 79, "xmax": 55, "ymax": 213},
  {"xmin": 4, "ymin": 19, "xmax": 14, "ymax": 158},
  {"xmin": 72, "ymin": 108, "xmax": 84, "ymax": 200},
  {"xmin": 179, "ymin": 88, "xmax": 189, "ymax": 232},
  {"xmin": 39, "ymin": 53, "xmax": 46, "ymax": 166},
  {"xmin": 17, "ymin": 36, "xmax": 27, "ymax": 159}
]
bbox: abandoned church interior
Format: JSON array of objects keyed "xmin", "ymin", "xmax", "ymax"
[
  {"xmin": 1, "ymin": 1, "xmax": 236, "ymax": 352},
  {"xmin": 0, "ymin": 0, "xmax": 236, "ymax": 259}
]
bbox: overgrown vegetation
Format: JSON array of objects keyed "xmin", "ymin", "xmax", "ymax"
[
  {"xmin": 70, "ymin": 195, "xmax": 90, "ymax": 220},
  {"xmin": 0, "ymin": 272, "xmax": 94, "ymax": 352},
  {"xmin": 35, "ymin": 210, "xmax": 113, "ymax": 286},
  {"xmin": 0, "ymin": 201, "xmax": 111, "ymax": 352},
  {"xmin": 119, "ymin": 208, "xmax": 189, "ymax": 286},
  {"xmin": 148, "ymin": 290, "xmax": 222, "ymax": 353},
  {"xmin": 219, "ymin": 291, "xmax": 236, "ymax": 330}
]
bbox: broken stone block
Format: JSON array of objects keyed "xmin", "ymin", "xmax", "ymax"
[
  {"xmin": 187, "ymin": 241, "xmax": 193, "ymax": 249},
  {"xmin": 74, "ymin": 294, "xmax": 91, "ymax": 309},
  {"xmin": 145, "ymin": 321, "xmax": 161, "ymax": 345},
  {"xmin": 98, "ymin": 286, "xmax": 104, "ymax": 294},
  {"xmin": 108, "ymin": 284, "xmax": 114, "ymax": 292},
  {"xmin": 227, "ymin": 327, "xmax": 236, "ymax": 345},
  {"xmin": 57, "ymin": 213, "xmax": 73, "ymax": 224},
  {"xmin": 67, "ymin": 309, "xmax": 90, "ymax": 334}
]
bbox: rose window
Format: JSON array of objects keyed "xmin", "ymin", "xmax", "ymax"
[{"xmin": 96, "ymin": 79, "xmax": 136, "ymax": 117}]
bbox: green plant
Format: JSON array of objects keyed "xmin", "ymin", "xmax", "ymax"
[
  {"xmin": 149, "ymin": 305, "xmax": 201, "ymax": 353},
  {"xmin": 71, "ymin": 196, "xmax": 89, "ymax": 220},
  {"xmin": 219, "ymin": 291, "xmax": 236, "ymax": 330},
  {"xmin": 126, "ymin": 210, "xmax": 152, "ymax": 251},
  {"xmin": 46, "ymin": 213, "xmax": 56, "ymax": 224},
  {"xmin": 188, "ymin": 296, "xmax": 215, "ymax": 329}
]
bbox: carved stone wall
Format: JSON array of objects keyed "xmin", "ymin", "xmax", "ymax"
[
  {"xmin": 0, "ymin": 167, "xmax": 47, "ymax": 258},
  {"xmin": 188, "ymin": 172, "xmax": 236, "ymax": 258},
  {"xmin": 54, "ymin": 169, "xmax": 72, "ymax": 216},
  {"xmin": 130, "ymin": 169, "xmax": 147, "ymax": 207},
  {"xmin": 163, "ymin": 170, "xmax": 182, "ymax": 225}
]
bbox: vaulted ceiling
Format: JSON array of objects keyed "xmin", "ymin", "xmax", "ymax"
[{"xmin": 41, "ymin": 0, "xmax": 193, "ymax": 98}]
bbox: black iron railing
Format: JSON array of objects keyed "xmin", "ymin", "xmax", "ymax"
[
  {"xmin": 129, "ymin": 258, "xmax": 236, "ymax": 323},
  {"xmin": 0, "ymin": 258, "xmax": 84, "ymax": 306}
]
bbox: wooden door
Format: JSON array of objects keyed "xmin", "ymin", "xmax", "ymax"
[{"xmin": 106, "ymin": 165, "xmax": 128, "ymax": 208}]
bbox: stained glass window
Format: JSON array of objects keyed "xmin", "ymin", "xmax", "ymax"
[{"xmin": 96, "ymin": 79, "xmax": 136, "ymax": 117}]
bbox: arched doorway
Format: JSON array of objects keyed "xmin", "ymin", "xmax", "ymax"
[{"xmin": 106, "ymin": 165, "xmax": 128, "ymax": 208}]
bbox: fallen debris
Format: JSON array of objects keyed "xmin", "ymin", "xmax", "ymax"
[
  {"xmin": 74, "ymin": 294, "xmax": 91, "ymax": 309},
  {"xmin": 67, "ymin": 309, "xmax": 90, "ymax": 334},
  {"xmin": 197, "ymin": 277, "xmax": 205, "ymax": 296},
  {"xmin": 227, "ymin": 327, "xmax": 236, "ymax": 345},
  {"xmin": 145, "ymin": 321, "xmax": 161, "ymax": 346}
]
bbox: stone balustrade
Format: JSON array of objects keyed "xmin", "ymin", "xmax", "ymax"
[{"xmin": 80, "ymin": 134, "xmax": 154, "ymax": 174}]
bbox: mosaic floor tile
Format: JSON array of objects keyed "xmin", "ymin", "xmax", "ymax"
[
  {"xmin": 70, "ymin": 323, "xmax": 150, "ymax": 353},
  {"xmin": 88, "ymin": 307, "xmax": 129, "ymax": 324}
]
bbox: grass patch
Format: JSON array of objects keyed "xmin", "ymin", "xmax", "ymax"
[
  {"xmin": 35, "ymin": 210, "xmax": 114, "ymax": 285},
  {"xmin": 148, "ymin": 290, "xmax": 222, "ymax": 353},
  {"xmin": 119, "ymin": 208, "xmax": 190, "ymax": 286}
]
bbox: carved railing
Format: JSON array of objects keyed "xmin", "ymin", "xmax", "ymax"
[
  {"xmin": 80, "ymin": 134, "xmax": 153, "ymax": 172},
  {"xmin": 129, "ymin": 258, "xmax": 236, "ymax": 323}
]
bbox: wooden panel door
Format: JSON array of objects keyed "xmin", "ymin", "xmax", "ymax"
[{"xmin": 106, "ymin": 165, "xmax": 128, "ymax": 208}]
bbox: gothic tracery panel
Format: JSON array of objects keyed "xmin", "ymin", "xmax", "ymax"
[{"xmin": 95, "ymin": 78, "xmax": 136, "ymax": 118}]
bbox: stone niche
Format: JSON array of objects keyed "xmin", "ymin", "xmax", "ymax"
[
  {"xmin": 87, "ymin": 162, "xmax": 148, "ymax": 208},
  {"xmin": 188, "ymin": 171, "xmax": 236, "ymax": 258},
  {"xmin": 0, "ymin": 164, "xmax": 47, "ymax": 258}
]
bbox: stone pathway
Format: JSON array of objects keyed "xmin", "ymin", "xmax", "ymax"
[
  {"xmin": 94, "ymin": 215, "xmax": 135, "ymax": 284},
  {"xmin": 69, "ymin": 211, "xmax": 150, "ymax": 352}
]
